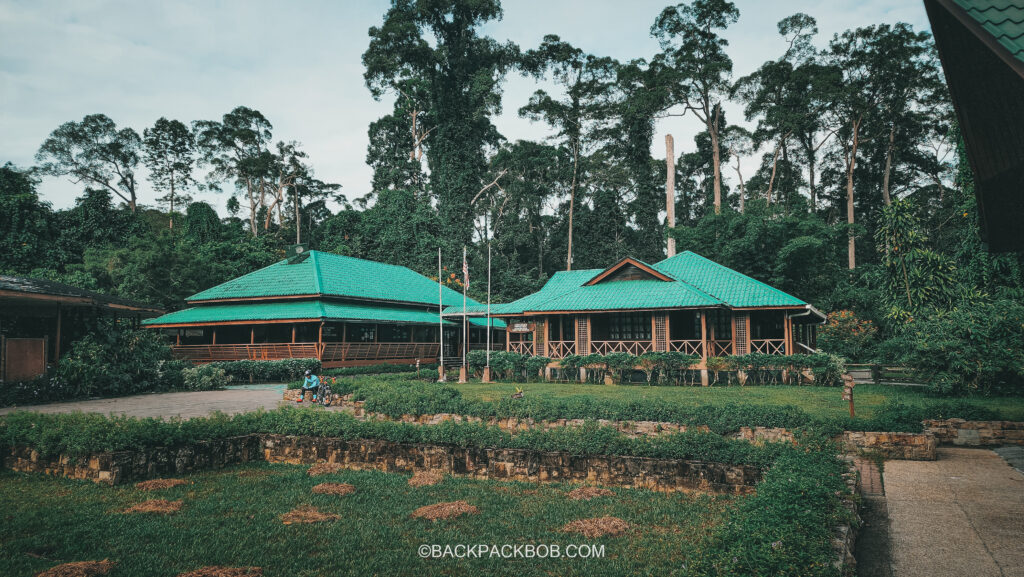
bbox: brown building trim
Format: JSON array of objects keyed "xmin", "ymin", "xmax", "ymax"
[{"xmin": 583, "ymin": 257, "xmax": 674, "ymax": 286}]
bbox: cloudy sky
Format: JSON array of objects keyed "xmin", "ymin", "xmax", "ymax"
[{"xmin": 0, "ymin": 0, "xmax": 930, "ymax": 213}]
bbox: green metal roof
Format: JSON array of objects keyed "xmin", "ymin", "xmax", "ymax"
[
  {"xmin": 445, "ymin": 251, "xmax": 807, "ymax": 316},
  {"xmin": 653, "ymin": 252, "xmax": 806, "ymax": 308},
  {"xmin": 953, "ymin": 0, "xmax": 1024, "ymax": 61},
  {"xmin": 144, "ymin": 300, "xmax": 447, "ymax": 326},
  {"xmin": 187, "ymin": 250, "xmax": 472, "ymax": 308}
]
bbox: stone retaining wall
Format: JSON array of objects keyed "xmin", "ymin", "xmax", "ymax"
[
  {"xmin": 923, "ymin": 419, "xmax": 1024, "ymax": 446},
  {"xmin": 834, "ymin": 457, "xmax": 862, "ymax": 574},
  {"xmin": 4, "ymin": 435, "xmax": 261, "ymax": 484},
  {"xmin": 261, "ymin": 434, "xmax": 760, "ymax": 493},
  {"xmin": 3, "ymin": 434, "xmax": 761, "ymax": 493},
  {"xmin": 840, "ymin": 431, "xmax": 936, "ymax": 460}
]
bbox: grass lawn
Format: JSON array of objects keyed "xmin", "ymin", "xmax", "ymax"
[
  {"xmin": 0, "ymin": 464, "xmax": 730, "ymax": 577},
  {"xmin": 451, "ymin": 381, "xmax": 1024, "ymax": 421}
]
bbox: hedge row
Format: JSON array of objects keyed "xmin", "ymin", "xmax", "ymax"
[
  {"xmin": 206, "ymin": 358, "xmax": 321, "ymax": 382},
  {"xmin": 0, "ymin": 407, "xmax": 780, "ymax": 466},
  {"xmin": 343, "ymin": 377, "xmax": 1002, "ymax": 435},
  {"xmin": 465, "ymin": 350, "xmax": 847, "ymax": 386}
]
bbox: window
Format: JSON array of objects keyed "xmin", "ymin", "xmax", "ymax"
[
  {"xmin": 378, "ymin": 324, "xmax": 410, "ymax": 342},
  {"xmin": 413, "ymin": 326, "xmax": 438, "ymax": 342},
  {"xmin": 346, "ymin": 323, "xmax": 376, "ymax": 342},
  {"xmin": 595, "ymin": 312, "xmax": 651, "ymax": 341}
]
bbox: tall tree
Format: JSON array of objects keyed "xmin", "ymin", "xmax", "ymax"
[
  {"xmin": 36, "ymin": 114, "xmax": 142, "ymax": 211},
  {"xmin": 652, "ymin": 0, "xmax": 739, "ymax": 215},
  {"xmin": 0, "ymin": 164, "xmax": 52, "ymax": 273},
  {"xmin": 520, "ymin": 35, "xmax": 616, "ymax": 269},
  {"xmin": 143, "ymin": 118, "xmax": 196, "ymax": 229},
  {"xmin": 194, "ymin": 107, "xmax": 275, "ymax": 237},
  {"xmin": 363, "ymin": 0, "xmax": 517, "ymax": 254}
]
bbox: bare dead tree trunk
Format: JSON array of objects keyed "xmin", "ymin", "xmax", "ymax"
[
  {"xmin": 665, "ymin": 134, "xmax": 676, "ymax": 257},
  {"xmin": 732, "ymin": 154, "xmax": 745, "ymax": 214},
  {"xmin": 845, "ymin": 117, "xmax": 861, "ymax": 270},
  {"xmin": 567, "ymin": 142, "xmax": 579, "ymax": 270},
  {"xmin": 766, "ymin": 138, "xmax": 784, "ymax": 205}
]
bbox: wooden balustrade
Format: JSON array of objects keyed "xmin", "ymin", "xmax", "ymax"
[
  {"xmin": 708, "ymin": 340, "xmax": 733, "ymax": 357},
  {"xmin": 321, "ymin": 343, "xmax": 440, "ymax": 362},
  {"xmin": 749, "ymin": 339, "xmax": 786, "ymax": 355},
  {"xmin": 172, "ymin": 343, "xmax": 320, "ymax": 362},
  {"xmin": 546, "ymin": 341, "xmax": 575, "ymax": 359},
  {"xmin": 589, "ymin": 340, "xmax": 654, "ymax": 355},
  {"xmin": 508, "ymin": 341, "xmax": 534, "ymax": 355},
  {"xmin": 668, "ymin": 339, "xmax": 703, "ymax": 356}
]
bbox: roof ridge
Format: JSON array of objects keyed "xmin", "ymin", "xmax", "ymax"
[
  {"xmin": 676, "ymin": 251, "xmax": 803, "ymax": 305},
  {"xmin": 650, "ymin": 251, "xmax": 725, "ymax": 305}
]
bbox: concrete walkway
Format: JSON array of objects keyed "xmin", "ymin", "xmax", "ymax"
[
  {"xmin": 0, "ymin": 386, "xmax": 287, "ymax": 419},
  {"xmin": 885, "ymin": 447, "xmax": 1024, "ymax": 577}
]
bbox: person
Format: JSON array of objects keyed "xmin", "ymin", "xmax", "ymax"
[{"xmin": 299, "ymin": 370, "xmax": 320, "ymax": 403}]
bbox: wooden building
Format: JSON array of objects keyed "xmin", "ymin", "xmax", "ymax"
[
  {"xmin": 925, "ymin": 0, "xmax": 1024, "ymax": 252},
  {"xmin": 0, "ymin": 276, "xmax": 162, "ymax": 382},
  {"xmin": 143, "ymin": 250, "xmax": 504, "ymax": 367},
  {"xmin": 445, "ymin": 252, "xmax": 823, "ymax": 367}
]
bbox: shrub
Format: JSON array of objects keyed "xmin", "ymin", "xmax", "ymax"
[
  {"xmin": 207, "ymin": 358, "xmax": 321, "ymax": 382},
  {"xmin": 524, "ymin": 356, "xmax": 551, "ymax": 381},
  {"xmin": 182, "ymin": 365, "xmax": 231, "ymax": 391},
  {"xmin": 819, "ymin": 309, "xmax": 877, "ymax": 361},
  {"xmin": 51, "ymin": 321, "xmax": 172, "ymax": 400}
]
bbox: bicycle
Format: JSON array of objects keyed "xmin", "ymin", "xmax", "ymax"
[{"xmin": 312, "ymin": 376, "xmax": 337, "ymax": 407}]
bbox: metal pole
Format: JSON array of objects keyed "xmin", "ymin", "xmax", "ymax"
[
  {"xmin": 462, "ymin": 245, "xmax": 468, "ymax": 370},
  {"xmin": 438, "ymin": 247, "xmax": 445, "ymax": 382},
  {"xmin": 486, "ymin": 242, "xmax": 491, "ymax": 370}
]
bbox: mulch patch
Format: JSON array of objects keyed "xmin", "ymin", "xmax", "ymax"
[
  {"xmin": 280, "ymin": 505, "xmax": 339, "ymax": 525},
  {"xmin": 567, "ymin": 486, "xmax": 615, "ymax": 501},
  {"xmin": 307, "ymin": 462, "xmax": 345, "ymax": 477},
  {"xmin": 236, "ymin": 469, "xmax": 275, "ymax": 478},
  {"xmin": 135, "ymin": 479, "xmax": 187, "ymax": 491},
  {"xmin": 562, "ymin": 517, "xmax": 631, "ymax": 538},
  {"xmin": 176, "ymin": 567, "xmax": 263, "ymax": 577},
  {"xmin": 410, "ymin": 501, "xmax": 478, "ymax": 521},
  {"xmin": 408, "ymin": 470, "xmax": 444, "ymax": 487},
  {"xmin": 312, "ymin": 483, "xmax": 356, "ymax": 496},
  {"xmin": 120, "ymin": 499, "xmax": 183, "ymax": 514},
  {"xmin": 35, "ymin": 560, "xmax": 115, "ymax": 577}
]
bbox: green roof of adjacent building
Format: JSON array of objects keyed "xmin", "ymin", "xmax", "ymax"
[
  {"xmin": 143, "ymin": 300, "xmax": 444, "ymax": 326},
  {"xmin": 953, "ymin": 0, "xmax": 1024, "ymax": 61},
  {"xmin": 187, "ymin": 250, "xmax": 468, "ymax": 307},
  {"xmin": 444, "ymin": 251, "xmax": 808, "ymax": 316}
]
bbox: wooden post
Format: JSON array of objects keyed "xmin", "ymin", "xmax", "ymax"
[
  {"xmin": 176, "ymin": 331, "xmax": 181, "ymax": 346},
  {"xmin": 699, "ymin": 311, "xmax": 708, "ymax": 362},
  {"xmin": 212, "ymin": 329, "xmax": 217, "ymax": 345},
  {"xmin": 250, "ymin": 327, "xmax": 255, "ymax": 344},
  {"xmin": 784, "ymin": 313, "xmax": 792, "ymax": 355},
  {"xmin": 54, "ymin": 304, "xmax": 62, "ymax": 361},
  {"xmin": 292, "ymin": 325, "xmax": 296, "ymax": 344}
]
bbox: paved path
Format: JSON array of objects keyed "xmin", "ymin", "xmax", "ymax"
[
  {"xmin": 0, "ymin": 386, "xmax": 287, "ymax": 419},
  {"xmin": 885, "ymin": 447, "xmax": 1024, "ymax": 577}
]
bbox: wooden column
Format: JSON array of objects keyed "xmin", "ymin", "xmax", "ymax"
[
  {"xmin": 699, "ymin": 312, "xmax": 708, "ymax": 362},
  {"xmin": 212, "ymin": 329, "xmax": 217, "ymax": 345},
  {"xmin": 54, "ymin": 304, "xmax": 62, "ymax": 361},
  {"xmin": 176, "ymin": 330, "xmax": 181, "ymax": 346},
  {"xmin": 784, "ymin": 313, "xmax": 792, "ymax": 355},
  {"xmin": 250, "ymin": 327, "xmax": 255, "ymax": 344},
  {"xmin": 730, "ymin": 314, "xmax": 736, "ymax": 357},
  {"xmin": 291, "ymin": 325, "xmax": 296, "ymax": 343}
]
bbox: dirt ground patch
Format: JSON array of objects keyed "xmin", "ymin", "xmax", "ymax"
[
  {"xmin": 176, "ymin": 567, "xmax": 263, "ymax": 577},
  {"xmin": 135, "ymin": 479, "xmax": 187, "ymax": 490},
  {"xmin": 120, "ymin": 499, "xmax": 183, "ymax": 514},
  {"xmin": 35, "ymin": 560, "xmax": 115, "ymax": 577},
  {"xmin": 280, "ymin": 505, "xmax": 339, "ymax": 525},
  {"xmin": 235, "ymin": 469, "xmax": 275, "ymax": 479},
  {"xmin": 562, "ymin": 516, "xmax": 631, "ymax": 538},
  {"xmin": 306, "ymin": 462, "xmax": 345, "ymax": 476},
  {"xmin": 312, "ymin": 483, "xmax": 356, "ymax": 496},
  {"xmin": 410, "ymin": 501, "xmax": 478, "ymax": 521},
  {"xmin": 408, "ymin": 470, "xmax": 443, "ymax": 487},
  {"xmin": 567, "ymin": 486, "xmax": 615, "ymax": 501}
]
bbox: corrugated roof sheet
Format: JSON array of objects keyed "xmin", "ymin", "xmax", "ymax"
[
  {"xmin": 652, "ymin": 252, "xmax": 807, "ymax": 307},
  {"xmin": 954, "ymin": 0, "xmax": 1024, "ymax": 61},
  {"xmin": 187, "ymin": 251, "xmax": 473, "ymax": 308},
  {"xmin": 145, "ymin": 300, "xmax": 445, "ymax": 326}
]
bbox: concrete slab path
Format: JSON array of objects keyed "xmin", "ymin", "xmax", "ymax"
[
  {"xmin": 885, "ymin": 447, "xmax": 1024, "ymax": 577},
  {"xmin": 0, "ymin": 386, "xmax": 287, "ymax": 419}
]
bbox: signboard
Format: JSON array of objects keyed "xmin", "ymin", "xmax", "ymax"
[{"xmin": 509, "ymin": 322, "xmax": 533, "ymax": 333}]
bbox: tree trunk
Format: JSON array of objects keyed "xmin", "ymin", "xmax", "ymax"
[
  {"xmin": 882, "ymin": 124, "xmax": 895, "ymax": 206},
  {"xmin": 808, "ymin": 150, "xmax": 816, "ymax": 211},
  {"xmin": 733, "ymin": 156, "xmax": 745, "ymax": 214},
  {"xmin": 665, "ymin": 134, "xmax": 676, "ymax": 257},
  {"xmin": 846, "ymin": 118, "xmax": 861, "ymax": 270},
  {"xmin": 566, "ymin": 142, "xmax": 578, "ymax": 271},
  {"xmin": 766, "ymin": 138, "xmax": 783, "ymax": 205},
  {"xmin": 710, "ymin": 105, "xmax": 722, "ymax": 214}
]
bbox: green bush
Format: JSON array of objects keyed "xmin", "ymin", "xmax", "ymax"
[
  {"xmin": 207, "ymin": 358, "xmax": 321, "ymax": 382},
  {"xmin": 324, "ymin": 362, "xmax": 438, "ymax": 377},
  {"xmin": 182, "ymin": 365, "xmax": 231, "ymax": 391}
]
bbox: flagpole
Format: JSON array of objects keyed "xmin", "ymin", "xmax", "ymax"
[
  {"xmin": 485, "ymin": 241, "xmax": 491, "ymax": 382},
  {"xmin": 460, "ymin": 245, "xmax": 468, "ymax": 383},
  {"xmin": 438, "ymin": 247, "xmax": 445, "ymax": 383}
]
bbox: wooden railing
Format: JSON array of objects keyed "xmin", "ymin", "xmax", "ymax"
[
  {"xmin": 589, "ymin": 340, "xmax": 654, "ymax": 355},
  {"xmin": 709, "ymin": 340, "xmax": 733, "ymax": 356},
  {"xmin": 508, "ymin": 341, "xmax": 534, "ymax": 355},
  {"xmin": 749, "ymin": 339, "xmax": 785, "ymax": 355},
  {"xmin": 668, "ymin": 339, "xmax": 704, "ymax": 356},
  {"xmin": 172, "ymin": 343, "xmax": 320, "ymax": 362},
  {"xmin": 321, "ymin": 343, "xmax": 439, "ymax": 362},
  {"xmin": 468, "ymin": 343, "xmax": 505, "ymax": 351},
  {"xmin": 546, "ymin": 341, "xmax": 575, "ymax": 359}
]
